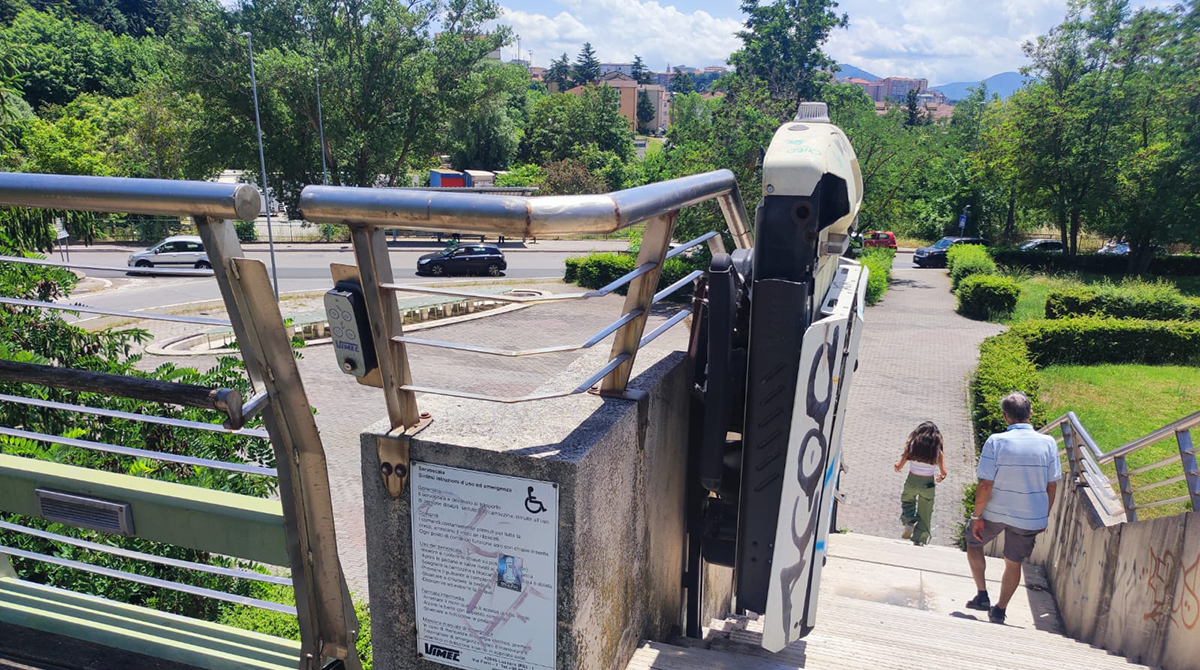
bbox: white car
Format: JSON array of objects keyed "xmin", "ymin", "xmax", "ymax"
[{"xmin": 127, "ymin": 235, "xmax": 211, "ymax": 270}]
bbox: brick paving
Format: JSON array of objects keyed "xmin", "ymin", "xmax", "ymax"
[{"xmin": 838, "ymin": 252, "xmax": 1005, "ymax": 546}]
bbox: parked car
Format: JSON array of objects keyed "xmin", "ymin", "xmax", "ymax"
[
  {"xmin": 1096, "ymin": 241, "xmax": 1167, "ymax": 256},
  {"xmin": 913, "ymin": 236, "xmax": 989, "ymax": 268},
  {"xmin": 416, "ymin": 244, "xmax": 507, "ymax": 277},
  {"xmin": 862, "ymin": 230, "xmax": 897, "ymax": 249},
  {"xmin": 127, "ymin": 235, "xmax": 210, "ymax": 269},
  {"xmin": 1019, "ymin": 239, "xmax": 1064, "ymax": 252}
]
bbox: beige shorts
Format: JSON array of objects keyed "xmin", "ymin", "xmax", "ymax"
[{"xmin": 966, "ymin": 518, "xmax": 1039, "ymax": 562}]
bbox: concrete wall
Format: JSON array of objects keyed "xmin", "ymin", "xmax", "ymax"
[
  {"xmin": 361, "ymin": 350, "xmax": 733, "ymax": 670},
  {"xmin": 995, "ymin": 478, "xmax": 1200, "ymax": 669}
]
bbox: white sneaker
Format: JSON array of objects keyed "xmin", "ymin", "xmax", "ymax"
[{"xmin": 901, "ymin": 522, "xmax": 915, "ymax": 540}]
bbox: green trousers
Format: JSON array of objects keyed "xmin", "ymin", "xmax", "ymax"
[{"xmin": 900, "ymin": 473, "xmax": 936, "ymax": 545}]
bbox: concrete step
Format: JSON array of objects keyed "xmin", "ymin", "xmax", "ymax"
[{"xmin": 626, "ymin": 533, "xmax": 1150, "ymax": 670}]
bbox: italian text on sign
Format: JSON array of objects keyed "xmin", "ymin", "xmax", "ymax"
[{"xmin": 411, "ymin": 463, "xmax": 558, "ymax": 670}]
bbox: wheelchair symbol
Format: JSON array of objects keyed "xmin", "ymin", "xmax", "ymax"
[{"xmin": 524, "ymin": 486, "xmax": 546, "ymax": 514}]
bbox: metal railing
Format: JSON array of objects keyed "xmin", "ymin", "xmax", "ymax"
[
  {"xmin": 1040, "ymin": 409, "xmax": 1200, "ymax": 522},
  {"xmin": 0, "ymin": 172, "xmax": 361, "ymax": 669},
  {"xmin": 299, "ymin": 170, "xmax": 752, "ymax": 430}
]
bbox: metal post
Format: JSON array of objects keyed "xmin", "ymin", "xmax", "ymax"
[
  {"xmin": 243, "ymin": 31, "xmax": 280, "ymax": 300},
  {"xmin": 1061, "ymin": 420, "xmax": 1080, "ymax": 482},
  {"xmin": 600, "ymin": 212, "xmax": 677, "ymax": 394},
  {"xmin": 349, "ymin": 225, "xmax": 420, "ymax": 429},
  {"xmin": 1113, "ymin": 455, "xmax": 1137, "ymax": 522},
  {"xmin": 315, "ymin": 68, "xmax": 329, "ymax": 186},
  {"xmin": 194, "ymin": 216, "xmax": 361, "ymax": 669},
  {"xmin": 1178, "ymin": 428, "xmax": 1200, "ymax": 513}
]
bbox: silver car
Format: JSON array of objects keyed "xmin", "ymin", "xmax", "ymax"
[{"xmin": 127, "ymin": 235, "xmax": 211, "ymax": 270}]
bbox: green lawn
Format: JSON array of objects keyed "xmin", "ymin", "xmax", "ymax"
[{"xmin": 1039, "ymin": 364, "xmax": 1200, "ymax": 518}]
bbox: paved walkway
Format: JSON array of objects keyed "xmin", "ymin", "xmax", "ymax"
[{"xmin": 838, "ymin": 251, "xmax": 1004, "ymax": 546}]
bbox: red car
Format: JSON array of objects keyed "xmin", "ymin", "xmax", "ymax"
[{"xmin": 862, "ymin": 230, "xmax": 897, "ymax": 249}]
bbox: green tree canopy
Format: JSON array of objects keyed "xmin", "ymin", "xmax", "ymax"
[
  {"xmin": 630, "ymin": 55, "xmax": 651, "ymax": 84},
  {"xmin": 636, "ymin": 88, "xmax": 655, "ymax": 132},
  {"xmin": 728, "ymin": 0, "xmax": 847, "ymax": 110},
  {"xmin": 572, "ymin": 42, "xmax": 600, "ymax": 86}
]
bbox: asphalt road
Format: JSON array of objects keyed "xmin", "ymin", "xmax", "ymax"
[{"xmin": 62, "ymin": 243, "xmax": 602, "ymax": 312}]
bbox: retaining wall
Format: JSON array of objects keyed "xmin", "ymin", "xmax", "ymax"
[{"xmin": 991, "ymin": 478, "xmax": 1199, "ymax": 668}]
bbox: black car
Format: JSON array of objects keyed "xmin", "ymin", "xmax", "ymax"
[
  {"xmin": 913, "ymin": 236, "xmax": 989, "ymax": 268},
  {"xmin": 416, "ymin": 244, "xmax": 507, "ymax": 276},
  {"xmin": 1019, "ymin": 239, "xmax": 1064, "ymax": 252}
]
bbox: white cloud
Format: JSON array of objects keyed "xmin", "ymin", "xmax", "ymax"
[
  {"xmin": 499, "ymin": 0, "xmax": 742, "ymax": 70},
  {"xmin": 500, "ymin": 0, "xmax": 1179, "ymax": 83}
]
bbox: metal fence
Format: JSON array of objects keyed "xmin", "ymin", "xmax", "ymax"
[
  {"xmin": 298, "ymin": 169, "xmax": 752, "ymax": 432},
  {"xmin": 0, "ymin": 172, "xmax": 360, "ymax": 669},
  {"xmin": 1041, "ymin": 409, "xmax": 1200, "ymax": 522}
]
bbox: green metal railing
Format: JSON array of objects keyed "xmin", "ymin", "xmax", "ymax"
[{"xmin": 0, "ymin": 172, "xmax": 361, "ymax": 670}]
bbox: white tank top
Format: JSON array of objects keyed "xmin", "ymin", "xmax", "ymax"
[{"xmin": 909, "ymin": 461, "xmax": 937, "ymax": 477}]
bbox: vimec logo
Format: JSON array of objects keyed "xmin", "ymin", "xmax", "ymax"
[{"xmin": 423, "ymin": 643, "xmax": 461, "ymax": 662}]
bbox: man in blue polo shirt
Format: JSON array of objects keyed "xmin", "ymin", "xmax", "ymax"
[{"xmin": 965, "ymin": 391, "xmax": 1060, "ymax": 624}]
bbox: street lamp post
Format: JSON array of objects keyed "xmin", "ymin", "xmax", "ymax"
[
  {"xmin": 314, "ymin": 68, "xmax": 328, "ymax": 186},
  {"xmin": 242, "ymin": 31, "xmax": 280, "ymax": 299}
]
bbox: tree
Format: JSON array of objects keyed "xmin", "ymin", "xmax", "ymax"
[
  {"xmin": 630, "ymin": 55, "xmax": 651, "ymax": 84},
  {"xmin": 669, "ymin": 67, "xmax": 696, "ymax": 94},
  {"xmin": 903, "ymin": 88, "xmax": 925, "ymax": 127},
  {"xmin": 519, "ymin": 86, "xmax": 633, "ymax": 164},
  {"xmin": 728, "ymin": 0, "xmax": 847, "ymax": 110},
  {"xmin": 636, "ymin": 89, "xmax": 655, "ymax": 133},
  {"xmin": 541, "ymin": 158, "xmax": 607, "ymax": 195},
  {"xmin": 175, "ymin": 0, "xmax": 511, "ymax": 207},
  {"xmin": 572, "ymin": 42, "xmax": 600, "ymax": 87},
  {"xmin": 447, "ymin": 62, "xmax": 530, "ymax": 170},
  {"xmin": 547, "ymin": 52, "xmax": 572, "ymax": 91}
]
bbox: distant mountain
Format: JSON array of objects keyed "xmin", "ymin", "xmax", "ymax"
[
  {"xmin": 833, "ymin": 64, "xmax": 880, "ymax": 81},
  {"xmin": 932, "ymin": 71, "xmax": 1028, "ymax": 101}
]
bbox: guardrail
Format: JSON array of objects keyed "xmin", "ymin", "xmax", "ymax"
[
  {"xmin": 1040, "ymin": 409, "xmax": 1200, "ymax": 522},
  {"xmin": 298, "ymin": 170, "xmax": 752, "ymax": 431},
  {"xmin": 0, "ymin": 172, "xmax": 360, "ymax": 670}
]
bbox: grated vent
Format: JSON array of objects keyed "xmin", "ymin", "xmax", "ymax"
[{"xmin": 35, "ymin": 489, "xmax": 135, "ymax": 536}]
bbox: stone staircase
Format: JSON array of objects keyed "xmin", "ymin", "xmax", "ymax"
[{"xmin": 627, "ymin": 533, "xmax": 1151, "ymax": 670}]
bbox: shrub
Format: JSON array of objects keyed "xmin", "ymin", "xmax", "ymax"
[
  {"xmin": 234, "ymin": 219, "xmax": 258, "ymax": 242},
  {"xmin": 970, "ymin": 331, "xmax": 1044, "ymax": 447},
  {"xmin": 564, "ymin": 252, "xmax": 696, "ymax": 300},
  {"xmin": 858, "ymin": 247, "xmax": 894, "ymax": 305},
  {"xmin": 1044, "ymin": 279, "xmax": 1200, "ymax": 321},
  {"xmin": 992, "ymin": 249, "xmax": 1200, "ymax": 276},
  {"xmin": 957, "ymin": 274, "xmax": 1020, "ymax": 320},
  {"xmin": 946, "ymin": 244, "xmax": 995, "ymax": 290},
  {"xmin": 1013, "ymin": 317, "xmax": 1200, "ymax": 367}
]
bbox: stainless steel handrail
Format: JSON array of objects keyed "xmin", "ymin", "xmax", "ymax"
[
  {"xmin": 300, "ymin": 170, "xmax": 752, "ymax": 245},
  {"xmin": 0, "ymin": 545, "xmax": 295, "ymax": 614},
  {"xmin": 0, "ymin": 173, "xmax": 261, "ymax": 221},
  {"xmin": 0, "ymin": 426, "xmax": 277, "ymax": 476},
  {"xmin": 1040, "ymin": 409, "xmax": 1200, "ymax": 521},
  {"xmin": 0, "ymin": 520, "xmax": 292, "ymax": 586},
  {"xmin": 0, "ymin": 296, "xmax": 232, "ymax": 326},
  {"xmin": 0, "ymin": 394, "xmax": 269, "ymax": 438},
  {"xmin": 0, "ymin": 254, "xmax": 216, "ymax": 277},
  {"xmin": 0, "ymin": 172, "xmax": 362, "ymax": 669}
]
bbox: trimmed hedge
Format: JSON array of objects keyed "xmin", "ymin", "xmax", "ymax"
[
  {"xmin": 947, "ymin": 244, "xmax": 995, "ymax": 290},
  {"xmin": 564, "ymin": 252, "xmax": 696, "ymax": 300},
  {"xmin": 1012, "ymin": 317, "xmax": 1200, "ymax": 367},
  {"xmin": 1044, "ymin": 280, "xmax": 1200, "ymax": 321},
  {"xmin": 859, "ymin": 247, "xmax": 895, "ymax": 306},
  {"xmin": 957, "ymin": 274, "xmax": 1020, "ymax": 320},
  {"xmin": 970, "ymin": 331, "xmax": 1044, "ymax": 447},
  {"xmin": 992, "ymin": 249, "xmax": 1200, "ymax": 276}
]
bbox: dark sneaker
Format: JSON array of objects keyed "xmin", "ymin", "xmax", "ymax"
[
  {"xmin": 988, "ymin": 606, "xmax": 1006, "ymax": 624},
  {"xmin": 965, "ymin": 593, "xmax": 991, "ymax": 611}
]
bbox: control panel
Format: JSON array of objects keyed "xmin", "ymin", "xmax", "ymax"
[{"xmin": 324, "ymin": 281, "xmax": 377, "ymax": 378}]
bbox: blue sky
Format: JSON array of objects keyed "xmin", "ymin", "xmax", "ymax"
[{"xmin": 497, "ymin": 0, "xmax": 1177, "ymax": 84}]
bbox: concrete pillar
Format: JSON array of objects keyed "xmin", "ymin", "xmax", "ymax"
[{"xmin": 360, "ymin": 351, "xmax": 732, "ymax": 670}]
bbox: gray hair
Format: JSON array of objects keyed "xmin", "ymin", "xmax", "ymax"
[{"xmin": 1000, "ymin": 392, "xmax": 1032, "ymax": 423}]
